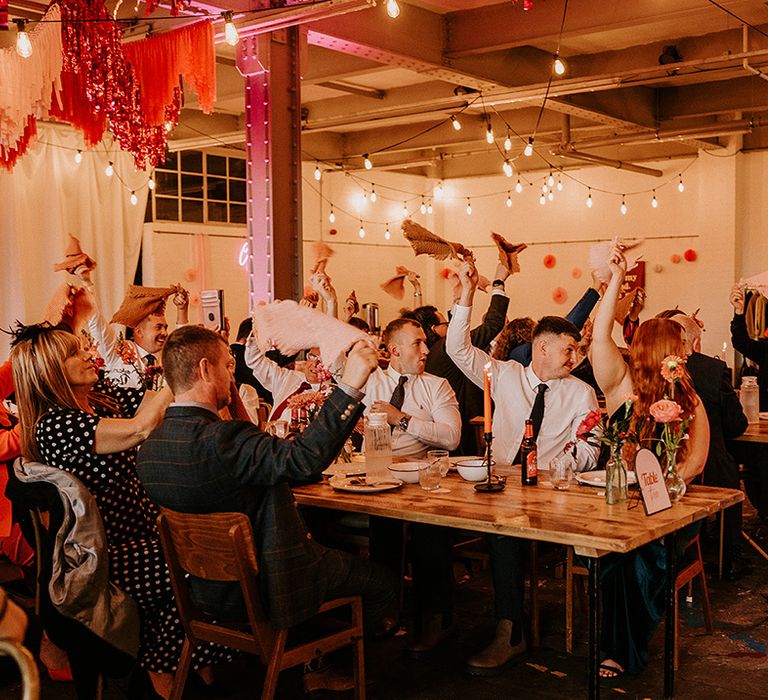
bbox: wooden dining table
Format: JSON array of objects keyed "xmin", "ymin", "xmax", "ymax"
[
  {"xmin": 293, "ymin": 464, "xmax": 742, "ymax": 700},
  {"xmin": 733, "ymin": 418, "xmax": 768, "ymax": 443}
]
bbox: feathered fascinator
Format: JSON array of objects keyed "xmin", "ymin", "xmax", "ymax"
[{"xmin": 5, "ymin": 321, "xmax": 71, "ymax": 349}]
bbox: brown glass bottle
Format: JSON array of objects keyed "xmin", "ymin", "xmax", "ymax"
[{"xmin": 520, "ymin": 419, "xmax": 538, "ymax": 486}]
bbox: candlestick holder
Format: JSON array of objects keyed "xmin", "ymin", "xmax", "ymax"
[{"xmin": 475, "ymin": 431, "xmax": 505, "ymax": 492}]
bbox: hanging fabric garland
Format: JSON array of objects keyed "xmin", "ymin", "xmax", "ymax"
[{"xmin": 0, "ymin": 3, "xmax": 63, "ymax": 169}]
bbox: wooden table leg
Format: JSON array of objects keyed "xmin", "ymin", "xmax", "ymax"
[
  {"xmin": 588, "ymin": 556, "xmax": 600, "ymax": 700},
  {"xmin": 664, "ymin": 538, "xmax": 678, "ymax": 699}
]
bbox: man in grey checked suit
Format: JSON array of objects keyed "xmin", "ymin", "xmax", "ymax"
[{"xmin": 137, "ymin": 325, "xmax": 396, "ymax": 637}]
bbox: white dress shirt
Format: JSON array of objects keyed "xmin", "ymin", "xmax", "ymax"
[
  {"xmin": 446, "ymin": 304, "xmax": 599, "ymax": 471},
  {"xmin": 361, "ymin": 366, "xmax": 461, "ymax": 458},
  {"xmin": 244, "ymin": 342, "xmax": 322, "ymax": 422}
]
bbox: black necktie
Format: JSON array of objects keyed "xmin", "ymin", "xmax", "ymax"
[
  {"xmin": 145, "ymin": 354, "xmax": 156, "ymax": 366},
  {"xmin": 529, "ymin": 383, "xmax": 548, "ymax": 440},
  {"xmin": 389, "ymin": 375, "xmax": 408, "ymax": 411}
]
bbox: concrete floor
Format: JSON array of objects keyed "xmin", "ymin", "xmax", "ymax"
[{"xmin": 6, "ymin": 505, "xmax": 768, "ymax": 700}]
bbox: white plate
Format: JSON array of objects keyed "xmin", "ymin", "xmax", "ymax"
[
  {"xmin": 329, "ymin": 475, "xmax": 404, "ymax": 493},
  {"xmin": 575, "ymin": 470, "xmax": 638, "ymax": 488},
  {"xmin": 760, "ymin": 412, "xmax": 768, "ymax": 421}
]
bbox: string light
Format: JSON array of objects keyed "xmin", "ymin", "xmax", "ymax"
[
  {"xmin": 502, "ymin": 160, "xmax": 513, "ymax": 177},
  {"xmin": 620, "ymin": 196, "xmax": 628, "ymax": 215},
  {"xmin": 360, "ymin": 190, "xmax": 368, "ymax": 204},
  {"xmin": 329, "ymin": 207, "xmax": 336, "ymax": 224},
  {"xmin": 420, "ymin": 197, "xmax": 427, "ymax": 214},
  {"xmin": 370, "ymin": 187, "xmax": 377, "ymax": 203},
  {"xmin": 553, "ymin": 55, "xmax": 567, "ymax": 76},
  {"xmin": 14, "ymin": 19, "xmax": 32, "ymax": 59},
  {"xmin": 435, "ymin": 181, "xmax": 444, "ymax": 198},
  {"xmin": 386, "ymin": 0, "xmax": 400, "ymax": 18},
  {"xmin": 385, "ymin": 223, "xmax": 391, "ymax": 240},
  {"xmin": 547, "ymin": 171, "xmax": 555, "ymax": 187},
  {"xmin": 586, "ymin": 189, "xmax": 593, "ymax": 208},
  {"xmin": 427, "ymin": 201, "xmax": 433, "ymax": 214},
  {"xmin": 105, "ymin": 162, "xmax": 114, "ymax": 177},
  {"xmin": 539, "ymin": 194, "xmax": 546, "ymax": 205},
  {"xmin": 485, "ymin": 120, "xmax": 494, "ymax": 145},
  {"xmin": 363, "ymin": 153, "xmax": 373, "ymax": 170},
  {"xmin": 548, "ymin": 191, "xmax": 555, "ymax": 201},
  {"xmin": 450, "ymin": 115, "xmax": 461, "ymax": 131},
  {"xmin": 556, "ymin": 177, "xmax": 563, "ymax": 191},
  {"xmin": 223, "ymin": 11, "xmax": 239, "ymax": 46},
  {"xmin": 542, "ymin": 184, "xmax": 548, "ymax": 194},
  {"xmin": 402, "ymin": 201, "xmax": 408, "ymax": 218},
  {"xmin": 466, "ymin": 198, "xmax": 472, "ymax": 215},
  {"xmin": 678, "ymin": 175, "xmax": 685, "ymax": 192},
  {"xmin": 358, "ymin": 221, "xmax": 366, "ymax": 239},
  {"xmin": 130, "ymin": 191, "xmax": 138, "ymax": 206},
  {"xmin": 651, "ymin": 190, "xmax": 658, "ymax": 208},
  {"xmin": 504, "ymin": 133, "xmax": 512, "ymax": 151},
  {"xmin": 506, "ymin": 192, "xmax": 512, "ymax": 208},
  {"xmin": 524, "ymin": 137, "xmax": 534, "ymax": 157},
  {"xmin": 148, "ymin": 174, "xmax": 155, "ymax": 191},
  {"xmin": 74, "ymin": 149, "xmax": 82, "ymax": 165},
  {"xmin": 314, "ymin": 162, "xmax": 322, "ymax": 180},
  {"xmin": 515, "ymin": 178, "xmax": 523, "ymax": 194}
]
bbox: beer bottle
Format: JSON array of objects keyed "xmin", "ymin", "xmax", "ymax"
[
  {"xmin": 520, "ymin": 419, "xmax": 538, "ymax": 486},
  {"xmin": 287, "ymin": 408, "xmax": 301, "ymax": 439}
]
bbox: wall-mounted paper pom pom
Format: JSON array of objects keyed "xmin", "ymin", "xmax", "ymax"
[
  {"xmin": 543, "ymin": 254, "xmax": 557, "ymax": 269},
  {"xmin": 552, "ymin": 287, "xmax": 568, "ymax": 304},
  {"xmin": 683, "ymin": 248, "xmax": 697, "ymax": 262}
]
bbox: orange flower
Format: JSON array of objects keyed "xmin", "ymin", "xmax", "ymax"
[{"xmin": 660, "ymin": 355, "xmax": 686, "ymax": 383}]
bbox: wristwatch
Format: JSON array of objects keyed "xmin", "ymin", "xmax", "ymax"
[
  {"xmin": 398, "ymin": 414, "xmax": 411, "ymax": 432},
  {"xmin": 492, "ymin": 279, "xmax": 505, "ymax": 288}
]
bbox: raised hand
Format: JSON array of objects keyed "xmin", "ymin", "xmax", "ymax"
[
  {"xmin": 729, "ymin": 283, "xmax": 745, "ymax": 314},
  {"xmin": 341, "ymin": 340, "xmax": 379, "ymax": 390}
]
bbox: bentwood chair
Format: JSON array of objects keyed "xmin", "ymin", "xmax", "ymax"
[{"xmin": 157, "ymin": 508, "xmax": 366, "ymax": 700}]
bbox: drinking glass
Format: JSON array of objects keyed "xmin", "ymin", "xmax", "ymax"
[
  {"xmin": 549, "ymin": 454, "xmax": 574, "ymax": 490},
  {"xmin": 267, "ymin": 420, "xmax": 289, "ymax": 438},
  {"xmin": 427, "ymin": 449, "xmax": 450, "ymax": 477},
  {"xmin": 419, "ymin": 460, "xmax": 441, "ymax": 491}
]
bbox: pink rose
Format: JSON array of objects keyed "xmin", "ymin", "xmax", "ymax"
[{"xmin": 649, "ymin": 399, "xmax": 683, "ymax": 423}]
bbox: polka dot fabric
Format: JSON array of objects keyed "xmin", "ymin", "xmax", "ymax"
[{"xmin": 35, "ymin": 382, "xmax": 231, "ymax": 673}]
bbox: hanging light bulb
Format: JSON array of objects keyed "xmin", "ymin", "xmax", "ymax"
[
  {"xmin": 539, "ymin": 194, "xmax": 546, "ymax": 206},
  {"xmin": 223, "ymin": 11, "xmax": 239, "ymax": 46},
  {"xmin": 515, "ymin": 178, "xmax": 523, "ymax": 194},
  {"xmin": 502, "ymin": 160, "xmax": 513, "ymax": 177},
  {"xmin": 524, "ymin": 137, "xmax": 534, "ymax": 157},
  {"xmin": 130, "ymin": 191, "xmax": 138, "ymax": 206},
  {"xmin": 553, "ymin": 55, "xmax": 567, "ymax": 76},
  {"xmin": 105, "ymin": 162, "xmax": 114, "ymax": 177},
  {"xmin": 360, "ymin": 190, "xmax": 368, "ymax": 204},
  {"xmin": 148, "ymin": 174, "xmax": 155, "ymax": 191},
  {"xmin": 74, "ymin": 150, "xmax": 83, "ymax": 165},
  {"xmin": 359, "ymin": 221, "xmax": 366, "ymax": 239},
  {"xmin": 548, "ymin": 191, "xmax": 555, "ymax": 201},
  {"xmin": 486, "ymin": 121, "xmax": 494, "ymax": 145},
  {"xmin": 678, "ymin": 175, "xmax": 685, "ymax": 193},
  {"xmin": 14, "ymin": 19, "xmax": 32, "ymax": 59},
  {"xmin": 363, "ymin": 153, "xmax": 373, "ymax": 170},
  {"xmin": 504, "ymin": 132, "xmax": 512, "ymax": 152},
  {"xmin": 586, "ymin": 189, "xmax": 593, "ymax": 208},
  {"xmin": 402, "ymin": 202, "xmax": 408, "ymax": 218},
  {"xmin": 466, "ymin": 198, "xmax": 472, "ymax": 216},
  {"xmin": 314, "ymin": 162, "xmax": 322, "ymax": 180},
  {"xmin": 435, "ymin": 181, "xmax": 444, "ymax": 199},
  {"xmin": 506, "ymin": 192, "xmax": 513, "ymax": 208},
  {"xmin": 547, "ymin": 171, "xmax": 555, "ymax": 187},
  {"xmin": 370, "ymin": 187, "xmax": 377, "ymax": 203},
  {"xmin": 620, "ymin": 197, "xmax": 628, "ymax": 215},
  {"xmin": 420, "ymin": 197, "xmax": 427, "ymax": 214},
  {"xmin": 386, "ymin": 0, "xmax": 400, "ymax": 18},
  {"xmin": 556, "ymin": 177, "xmax": 564, "ymax": 192},
  {"xmin": 450, "ymin": 115, "xmax": 461, "ymax": 131},
  {"xmin": 427, "ymin": 201, "xmax": 433, "ymax": 214},
  {"xmin": 651, "ymin": 190, "xmax": 658, "ymax": 208},
  {"xmin": 329, "ymin": 207, "xmax": 336, "ymax": 224},
  {"xmin": 542, "ymin": 184, "xmax": 548, "ymax": 194},
  {"xmin": 385, "ymin": 224, "xmax": 391, "ymax": 240}
]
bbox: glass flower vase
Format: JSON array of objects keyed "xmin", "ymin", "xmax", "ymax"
[
  {"xmin": 605, "ymin": 448, "xmax": 628, "ymax": 505},
  {"xmin": 664, "ymin": 448, "xmax": 687, "ymax": 502}
]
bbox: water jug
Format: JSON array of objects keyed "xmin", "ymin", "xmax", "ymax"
[
  {"xmin": 364, "ymin": 412, "xmax": 392, "ymax": 482},
  {"xmin": 740, "ymin": 375, "xmax": 760, "ymax": 424}
]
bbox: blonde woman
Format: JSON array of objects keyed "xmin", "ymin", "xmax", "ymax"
[{"xmin": 11, "ymin": 324, "xmax": 227, "ymax": 698}]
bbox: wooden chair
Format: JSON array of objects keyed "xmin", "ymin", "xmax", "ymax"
[
  {"xmin": 156, "ymin": 508, "xmax": 366, "ymax": 700},
  {"xmin": 564, "ymin": 536, "xmax": 713, "ymax": 668}
]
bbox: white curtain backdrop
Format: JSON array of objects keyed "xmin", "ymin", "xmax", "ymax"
[{"xmin": 0, "ymin": 123, "xmax": 148, "ymax": 352}]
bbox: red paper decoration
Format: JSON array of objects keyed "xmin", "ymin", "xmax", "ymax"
[
  {"xmin": 552, "ymin": 287, "xmax": 567, "ymax": 304},
  {"xmin": 329, "ymin": 229, "xmax": 338, "ymax": 236},
  {"xmin": 543, "ymin": 254, "xmax": 557, "ymax": 269},
  {"xmin": 670, "ymin": 254, "xmax": 682, "ymax": 264},
  {"xmin": 571, "ymin": 267, "xmax": 582, "ymax": 279},
  {"xmin": 683, "ymin": 248, "xmax": 698, "ymax": 262}
]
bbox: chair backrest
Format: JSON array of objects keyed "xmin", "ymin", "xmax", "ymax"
[{"xmin": 156, "ymin": 508, "xmax": 275, "ymax": 661}]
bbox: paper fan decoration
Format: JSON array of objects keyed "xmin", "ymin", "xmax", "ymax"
[
  {"xmin": 53, "ymin": 235, "xmax": 96, "ymax": 274},
  {"xmin": 402, "ymin": 220, "xmax": 474, "ymax": 261},
  {"xmin": 589, "ymin": 237, "xmax": 643, "ymax": 283},
  {"xmin": 380, "ymin": 266, "xmax": 417, "ymax": 300},
  {"xmin": 310, "ymin": 241, "xmax": 335, "ymax": 274},
  {"xmin": 110, "ymin": 285, "xmax": 179, "ymax": 327},
  {"xmin": 491, "ymin": 233, "xmax": 527, "ymax": 274}
]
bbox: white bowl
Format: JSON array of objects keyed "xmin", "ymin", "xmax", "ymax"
[
  {"xmin": 388, "ymin": 462, "xmax": 424, "ymax": 484},
  {"xmin": 455, "ymin": 460, "xmax": 492, "ymax": 482}
]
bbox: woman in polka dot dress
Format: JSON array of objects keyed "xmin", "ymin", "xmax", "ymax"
[{"xmin": 11, "ymin": 324, "xmax": 230, "ymax": 697}]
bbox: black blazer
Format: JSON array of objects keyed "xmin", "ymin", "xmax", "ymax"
[
  {"xmin": 426, "ymin": 293, "xmax": 509, "ymax": 455},
  {"xmin": 731, "ymin": 312, "xmax": 768, "ymax": 410},
  {"xmin": 136, "ymin": 387, "xmax": 364, "ymax": 629},
  {"xmin": 685, "ymin": 351, "xmax": 747, "ymax": 488}
]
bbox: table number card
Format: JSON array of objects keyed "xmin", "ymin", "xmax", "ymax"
[{"xmin": 634, "ymin": 448, "xmax": 672, "ymax": 515}]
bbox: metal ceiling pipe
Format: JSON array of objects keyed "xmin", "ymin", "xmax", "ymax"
[
  {"xmin": 551, "ymin": 146, "xmax": 664, "ymax": 177},
  {"xmin": 743, "ymin": 24, "xmax": 768, "ymax": 84}
]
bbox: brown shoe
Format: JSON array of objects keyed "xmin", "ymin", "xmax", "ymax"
[
  {"xmin": 303, "ymin": 666, "xmax": 355, "ymax": 694},
  {"xmin": 465, "ymin": 619, "xmax": 527, "ymax": 676},
  {"xmin": 405, "ymin": 613, "xmax": 453, "ymax": 659}
]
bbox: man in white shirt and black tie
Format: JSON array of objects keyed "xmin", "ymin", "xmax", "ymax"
[
  {"xmin": 447, "ymin": 259, "xmax": 599, "ymax": 674},
  {"xmin": 362, "ymin": 317, "xmax": 462, "ymax": 656}
]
